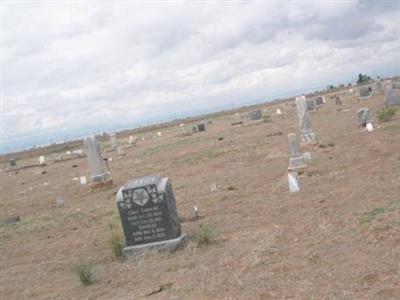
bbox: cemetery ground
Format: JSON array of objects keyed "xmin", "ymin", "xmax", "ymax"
[{"xmin": 1, "ymin": 90, "xmax": 400, "ymax": 299}]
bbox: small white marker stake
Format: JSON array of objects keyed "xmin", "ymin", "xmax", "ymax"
[
  {"xmin": 194, "ymin": 205, "xmax": 199, "ymax": 220},
  {"xmin": 366, "ymin": 123, "xmax": 374, "ymax": 132},
  {"xmin": 80, "ymin": 176, "xmax": 87, "ymax": 185},
  {"xmin": 288, "ymin": 173, "xmax": 300, "ymax": 193}
]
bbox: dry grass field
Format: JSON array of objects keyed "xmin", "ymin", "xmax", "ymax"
[{"xmin": 1, "ymin": 88, "xmax": 400, "ymax": 299}]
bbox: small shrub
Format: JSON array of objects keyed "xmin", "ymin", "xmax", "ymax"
[
  {"xmin": 74, "ymin": 260, "xmax": 94, "ymax": 286},
  {"xmin": 192, "ymin": 223, "xmax": 216, "ymax": 247},
  {"xmin": 109, "ymin": 229, "xmax": 124, "ymax": 259},
  {"xmin": 108, "ymin": 222, "xmax": 125, "ymax": 259},
  {"xmin": 377, "ymin": 107, "xmax": 397, "ymax": 122}
]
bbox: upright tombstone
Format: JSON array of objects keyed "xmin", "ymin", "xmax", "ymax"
[
  {"xmin": 376, "ymin": 81, "xmax": 384, "ymax": 94},
  {"xmin": 128, "ymin": 135, "xmax": 138, "ymax": 145},
  {"xmin": 385, "ymin": 87, "xmax": 400, "ymax": 107},
  {"xmin": 392, "ymin": 82, "xmax": 400, "ymax": 90},
  {"xmin": 109, "ymin": 132, "xmax": 119, "ymax": 150},
  {"xmin": 356, "ymin": 108, "xmax": 372, "ymax": 127},
  {"xmin": 335, "ymin": 95, "xmax": 343, "ymax": 106},
  {"xmin": 288, "ymin": 133, "xmax": 307, "ymax": 171},
  {"xmin": 83, "ymin": 135, "xmax": 112, "ymax": 187},
  {"xmin": 249, "ymin": 110, "xmax": 262, "ymax": 122},
  {"xmin": 116, "ymin": 175, "xmax": 187, "ymax": 257},
  {"xmin": 295, "ymin": 96, "xmax": 317, "ymax": 144},
  {"xmin": 38, "ymin": 155, "xmax": 46, "ymax": 166},
  {"xmin": 197, "ymin": 123, "xmax": 206, "ymax": 132},
  {"xmin": 315, "ymin": 96, "xmax": 325, "ymax": 106},
  {"xmin": 359, "ymin": 86, "xmax": 372, "ymax": 99},
  {"xmin": 306, "ymin": 100, "xmax": 316, "ymax": 112},
  {"xmin": 9, "ymin": 159, "xmax": 16, "ymax": 168},
  {"xmin": 192, "ymin": 126, "xmax": 198, "ymax": 134}
]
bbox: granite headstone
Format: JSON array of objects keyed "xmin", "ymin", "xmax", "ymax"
[
  {"xmin": 357, "ymin": 108, "xmax": 372, "ymax": 127},
  {"xmin": 117, "ymin": 175, "xmax": 187, "ymax": 257},
  {"xmin": 315, "ymin": 96, "xmax": 325, "ymax": 106},
  {"xmin": 306, "ymin": 100, "xmax": 316, "ymax": 112},
  {"xmin": 385, "ymin": 87, "xmax": 400, "ymax": 107},
  {"xmin": 249, "ymin": 110, "xmax": 262, "ymax": 121}
]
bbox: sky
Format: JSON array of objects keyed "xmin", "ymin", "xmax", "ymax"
[{"xmin": 2, "ymin": 0, "xmax": 400, "ymax": 153}]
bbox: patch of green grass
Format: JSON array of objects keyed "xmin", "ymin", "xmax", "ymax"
[
  {"xmin": 74, "ymin": 259, "xmax": 95, "ymax": 286},
  {"xmin": 191, "ymin": 223, "xmax": 216, "ymax": 247},
  {"xmin": 377, "ymin": 107, "xmax": 397, "ymax": 122},
  {"xmin": 362, "ymin": 207, "xmax": 387, "ymax": 223},
  {"xmin": 382, "ymin": 123, "xmax": 400, "ymax": 131},
  {"xmin": 0, "ymin": 210, "xmax": 89, "ymax": 242}
]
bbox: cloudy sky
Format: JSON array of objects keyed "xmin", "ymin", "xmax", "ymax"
[{"xmin": 2, "ymin": 1, "xmax": 400, "ymax": 153}]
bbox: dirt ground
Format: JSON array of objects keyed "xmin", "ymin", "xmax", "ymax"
[{"xmin": 1, "ymin": 88, "xmax": 400, "ymax": 299}]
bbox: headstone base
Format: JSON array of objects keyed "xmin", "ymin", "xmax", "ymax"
[
  {"xmin": 123, "ymin": 234, "xmax": 188, "ymax": 258},
  {"xmin": 90, "ymin": 178, "xmax": 113, "ymax": 190},
  {"xmin": 288, "ymin": 156, "xmax": 307, "ymax": 171}
]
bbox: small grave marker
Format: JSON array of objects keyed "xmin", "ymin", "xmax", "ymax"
[
  {"xmin": 356, "ymin": 108, "xmax": 372, "ymax": 127},
  {"xmin": 288, "ymin": 133, "xmax": 307, "ymax": 171},
  {"xmin": 306, "ymin": 100, "xmax": 316, "ymax": 112},
  {"xmin": 359, "ymin": 86, "xmax": 372, "ymax": 99},
  {"xmin": 315, "ymin": 96, "xmax": 325, "ymax": 106},
  {"xmin": 288, "ymin": 172, "xmax": 300, "ymax": 193},
  {"xmin": 249, "ymin": 110, "xmax": 262, "ymax": 122},
  {"xmin": 385, "ymin": 87, "xmax": 400, "ymax": 107}
]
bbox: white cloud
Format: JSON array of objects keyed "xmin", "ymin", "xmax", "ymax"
[{"xmin": 2, "ymin": 1, "xmax": 400, "ymax": 151}]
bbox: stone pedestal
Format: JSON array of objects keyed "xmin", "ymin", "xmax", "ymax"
[{"xmin": 122, "ymin": 234, "xmax": 188, "ymax": 258}]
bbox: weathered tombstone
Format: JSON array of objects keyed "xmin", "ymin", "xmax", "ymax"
[
  {"xmin": 385, "ymin": 87, "xmax": 400, "ymax": 107},
  {"xmin": 276, "ymin": 108, "xmax": 282, "ymax": 115},
  {"xmin": 197, "ymin": 123, "xmax": 206, "ymax": 132},
  {"xmin": 80, "ymin": 176, "xmax": 87, "ymax": 185},
  {"xmin": 356, "ymin": 108, "xmax": 372, "ymax": 127},
  {"xmin": 335, "ymin": 95, "xmax": 343, "ymax": 106},
  {"xmin": 288, "ymin": 172, "xmax": 300, "ymax": 193},
  {"xmin": 392, "ymin": 82, "xmax": 400, "ymax": 90},
  {"xmin": 359, "ymin": 86, "xmax": 371, "ymax": 99},
  {"xmin": 288, "ymin": 133, "xmax": 306, "ymax": 171},
  {"xmin": 83, "ymin": 135, "xmax": 112, "ymax": 187},
  {"xmin": 295, "ymin": 96, "xmax": 317, "ymax": 144},
  {"xmin": 249, "ymin": 110, "xmax": 262, "ymax": 121},
  {"xmin": 306, "ymin": 100, "xmax": 316, "ymax": 112},
  {"xmin": 38, "ymin": 155, "xmax": 46, "ymax": 166},
  {"xmin": 55, "ymin": 195, "xmax": 64, "ymax": 207},
  {"xmin": 116, "ymin": 146, "xmax": 125, "ymax": 157},
  {"xmin": 9, "ymin": 159, "xmax": 16, "ymax": 168},
  {"xmin": 192, "ymin": 126, "xmax": 198, "ymax": 134},
  {"xmin": 109, "ymin": 132, "xmax": 119, "ymax": 150},
  {"xmin": 315, "ymin": 96, "xmax": 325, "ymax": 106},
  {"xmin": 116, "ymin": 175, "xmax": 187, "ymax": 257},
  {"xmin": 3, "ymin": 216, "xmax": 20, "ymax": 225}
]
